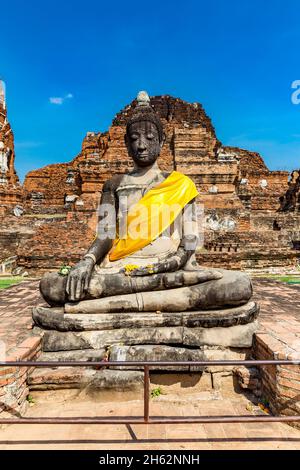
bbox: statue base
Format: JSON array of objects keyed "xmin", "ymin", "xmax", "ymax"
[{"xmin": 30, "ymin": 302, "xmax": 260, "ymax": 391}]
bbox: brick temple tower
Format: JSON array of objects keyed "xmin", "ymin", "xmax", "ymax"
[{"xmin": 0, "ymin": 80, "xmax": 22, "ymax": 214}]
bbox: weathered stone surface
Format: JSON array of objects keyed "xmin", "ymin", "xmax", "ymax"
[
  {"xmin": 190, "ymin": 348, "xmax": 249, "ymax": 373},
  {"xmin": 110, "ymin": 344, "xmax": 196, "ymax": 371},
  {"xmin": 33, "ymin": 301, "xmax": 259, "ymax": 331},
  {"xmin": 38, "ymin": 349, "xmax": 106, "ymax": 362},
  {"xmin": 42, "ymin": 331, "xmax": 92, "ymax": 351},
  {"xmin": 88, "ymin": 369, "xmax": 144, "ymax": 391},
  {"xmin": 182, "ymin": 302, "xmax": 259, "ymax": 328},
  {"xmin": 183, "ymin": 320, "xmax": 259, "ymax": 348},
  {"xmin": 33, "ymin": 306, "xmax": 182, "ymax": 331},
  {"xmin": 109, "ymin": 344, "xmax": 249, "ymax": 372},
  {"xmin": 28, "ymin": 367, "xmax": 97, "ymax": 389},
  {"xmin": 42, "ymin": 320, "xmax": 258, "ymax": 351},
  {"xmin": 42, "ymin": 327, "xmax": 184, "ymax": 352}
]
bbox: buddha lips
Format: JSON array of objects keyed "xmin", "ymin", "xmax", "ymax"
[{"xmin": 108, "ymin": 171, "xmax": 199, "ymax": 261}]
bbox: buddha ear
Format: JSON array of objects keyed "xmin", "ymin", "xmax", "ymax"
[
  {"xmin": 124, "ymin": 133, "xmax": 129, "ymax": 152},
  {"xmin": 160, "ymin": 132, "xmax": 166, "ymax": 149}
]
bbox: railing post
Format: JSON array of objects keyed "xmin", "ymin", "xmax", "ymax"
[{"xmin": 144, "ymin": 365, "xmax": 150, "ymax": 423}]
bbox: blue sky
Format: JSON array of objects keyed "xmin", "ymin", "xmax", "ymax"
[{"xmin": 1, "ymin": 0, "xmax": 300, "ymax": 181}]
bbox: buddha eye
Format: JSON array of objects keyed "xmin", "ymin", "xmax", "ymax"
[
  {"xmin": 147, "ymin": 134, "xmax": 154, "ymax": 140},
  {"xmin": 130, "ymin": 134, "xmax": 138, "ymax": 141}
]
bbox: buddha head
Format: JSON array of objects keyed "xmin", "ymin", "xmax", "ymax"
[{"xmin": 125, "ymin": 91, "xmax": 165, "ymax": 167}]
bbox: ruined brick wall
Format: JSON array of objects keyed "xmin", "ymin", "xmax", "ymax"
[
  {"xmin": 23, "ymin": 164, "xmax": 81, "ymax": 213},
  {"xmin": 279, "ymin": 170, "xmax": 300, "ymax": 212},
  {"xmin": 0, "ymin": 216, "xmax": 39, "ymax": 272},
  {"xmin": 17, "ymin": 217, "xmax": 95, "ymax": 275},
  {"xmin": 223, "ymin": 146, "xmax": 268, "ymax": 172},
  {"xmin": 240, "ymin": 171, "xmax": 289, "ymax": 211}
]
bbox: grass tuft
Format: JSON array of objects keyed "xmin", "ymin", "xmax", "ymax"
[{"xmin": 0, "ymin": 277, "xmax": 23, "ymax": 289}]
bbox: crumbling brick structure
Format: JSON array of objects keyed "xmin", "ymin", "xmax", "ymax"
[{"xmin": 0, "ymin": 81, "xmax": 22, "ymax": 217}]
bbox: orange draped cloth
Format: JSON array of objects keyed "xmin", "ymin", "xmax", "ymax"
[{"xmin": 108, "ymin": 171, "xmax": 199, "ymax": 261}]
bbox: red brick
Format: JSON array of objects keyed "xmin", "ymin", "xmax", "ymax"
[
  {"xmin": 279, "ymin": 368, "xmax": 300, "ymax": 382},
  {"xmin": 18, "ymin": 336, "xmax": 41, "ymax": 350},
  {"xmin": 278, "ymin": 377, "xmax": 300, "ymax": 392},
  {"xmin": 0, "ymin": 376, "xmax": 15, "ymax": 386},
  {"xmin": 280, "ymin": 364, "xmax": 300, "ymax": 372},
  {"xmin": 277, "ymin": 386, "xmax": 300, "ymax": 400}
]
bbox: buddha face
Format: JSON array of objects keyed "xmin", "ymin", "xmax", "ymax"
[{"xmin": 126, "ymin": 120, "xmax": 163, "ymax": 167}]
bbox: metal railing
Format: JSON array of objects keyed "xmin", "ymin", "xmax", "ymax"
[{"xmin": 0, "ymin": 359, "xmax": 300, "ymax": 425}]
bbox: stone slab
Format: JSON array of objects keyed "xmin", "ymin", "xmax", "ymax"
[
  {"xmin": 183, "ymin": 320, "xmax": 259, "ymax": 348},
  {"xmin": 28, "ymin": 367, "xmax": 97, "ymax": 389},
  {"xmin": 42, "ymin": 321, "xmax": 258, "ymax": 352},
  {"xmin": 32, "ymin": 307, "xmax": 182, "ymax": 331},
  {"xmin": 109, "ymin": 344, "xmax": 248, "ymax": 372},
  {"xmin": 37, "ymin": 349, "xmax": 106, "ymax": 362},
  {"xmin": 88, "ymin": 369, "xmax": 144, "ymax": 391},
  {"xmin": 42, "ymin": 327, "xmax": 184, "ymax": 352},
  {"xmin": 28, "ymin": 367, "xmax": 143, "ymax": 391},
  {"xmin": 182, "ymin": 302, "xmax": 259, "ymax": 328}
]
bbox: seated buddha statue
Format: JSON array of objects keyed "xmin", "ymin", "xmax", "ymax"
[{"xmin": 40, "ymin": 91, "xmax": 253, "ymax": 315}]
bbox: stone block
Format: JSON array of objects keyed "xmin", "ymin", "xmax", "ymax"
[
  {"xmin": 88, "ymin": 369, "xmax": 144, "ymax": 391},
  {"xmin": 28, "ymin": 367, "xmax": 97, "ymax": 390},
  {"xmin": 28, "ymin": 366, "xmax": 143, "ymax": 392},
  {"xmin": 108, "ymin": 344, "xmax": 249, "ymax": 373},
  {"xmin": 109, "ymin": 344, "xmax": 197, "ymax": 371},
  {"xmin": 183, "ymin": 321, "xmax": 259, "ymax": 348},
  {"xmin": 38, "ymin": 349, "xmax": 106, "ymax": 362},
  {"xmin": 182, "ymin": 302, "xmax": 258, "ymax": 328},
  {"xmin": 42, "ymin": 327, "xmax": 184, "ymax": 352}
]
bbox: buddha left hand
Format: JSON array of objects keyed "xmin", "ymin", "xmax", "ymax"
[
  {"xmin": 129, "ymin": 248, "xmax": 191, "ymax": 276},
  {"xmin": 129, "ymin": 262, "xmax": 167, "ymax": 276}
]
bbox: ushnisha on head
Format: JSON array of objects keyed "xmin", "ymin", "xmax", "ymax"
[{"xmin": 125, "ymin": 91, "xmax": 165, "ymax": 167}]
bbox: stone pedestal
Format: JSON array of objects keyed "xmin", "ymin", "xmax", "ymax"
[{"xmin": 31, "ymin": 302, "xmax": 259, "ymax": 391}]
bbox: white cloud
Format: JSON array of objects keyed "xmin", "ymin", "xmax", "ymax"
[
  {"xmin": 49, "ymin": 97, "xmax": 63, "ymax": 105},
  {"xmin": 15, "ymin": 141, "xmax": 43, "ymax": 149},
  {"xmin": 49, "ymin": 93, "xmax": 73, "ymax": 105}
]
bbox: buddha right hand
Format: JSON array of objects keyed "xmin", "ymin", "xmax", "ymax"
[{"xmin": 66, "ymin": 258, "xmax": 94, "ymax": 301}]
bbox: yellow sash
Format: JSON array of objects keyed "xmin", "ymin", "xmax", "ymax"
[{"xmin": 108, "ymin": 171, "xmax": 199, "ymax": 261}]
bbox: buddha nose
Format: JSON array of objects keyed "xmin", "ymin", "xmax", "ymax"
[{"xmin": 137, "ymin": 138, "xmax": 147, "ymax": 152}]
